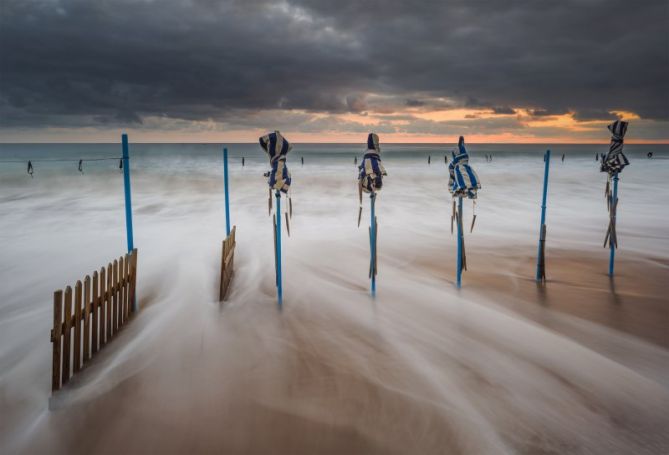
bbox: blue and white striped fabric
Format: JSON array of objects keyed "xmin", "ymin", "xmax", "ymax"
[
  {"xmin": 259, "ymin": 131, "xmax": 292, "ymax": 192},
  {"xmin": 358, "ymin": 133, "xmax": 387, "ymax": 193},
  {"xmin": 448, "ymin": 136, "xmax": 480, "ymax": 199},
  {"xmin": 259, "ymin": 130, "xmax": 292, "ymax": 164},
  {"xmin": 600, "ymin": 120, "xmax": 629, "ymax": 176}
]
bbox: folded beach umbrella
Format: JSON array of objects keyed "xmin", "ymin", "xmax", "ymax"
[
  {"xmin": 448, "ymin": 136, "xmax": 481, "ymax": 200},
  {"xmin": 259, "ymin": 130, "xmax": 293, "ymax": 307},
  {"xmin": 600, "ymin": 120, "xmax": 629, "ymax": 276},
  {"xmin": 358, "ymin": 133, "xmax": 387, "ymax": 194},
  {"xmin": 448, "ymin": 136, "xmax": 481, "ymax": 288},
  {"xmin": 259, "ymin": 130, "xmax": 292, "ymax": 194},
  {"xmin": 600, "ymin": 120, "xmax": 629, "ymax": 177},
  {"xmin": 357, "ymin": 133, "xmax": 387, "ymax": 296}
]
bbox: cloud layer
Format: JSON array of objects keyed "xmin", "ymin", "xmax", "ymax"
[{"xmin": 1, "ymin": 0, "xmax": 667, "ymax": 140}]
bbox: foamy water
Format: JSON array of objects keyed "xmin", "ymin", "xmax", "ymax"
[{"xmin": 1, "ymin": 143, "xmax": 668, "ymax": 453}]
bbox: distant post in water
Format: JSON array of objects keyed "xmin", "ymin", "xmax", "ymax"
[
  {"xmin": 223, "ymin": 147, "xmax": 231, "ymax": 236},
  {"xmin": 536, "ymin": 150, "xmax": 551, "ymax": 282}
]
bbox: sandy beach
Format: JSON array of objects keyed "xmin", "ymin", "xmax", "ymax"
[
  {"xmin": 9, "ymin": 249, "xmax": 669, "ymax": 454},
  {"xmin": 1, "ymin": 145, "xmax": 668, "ymax": 454}
]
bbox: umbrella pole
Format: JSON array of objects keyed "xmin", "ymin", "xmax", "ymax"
[
  {"xmin": 536, "ymin": 149, "xmax": 551, "ymax": 282},
  {"xmin": 223, "ymin": 147, "xmax": 231, "ymax": 236},
  {"xmin": 457, "ymin": 196, "xmax": 463, "ymax": 288},
  {"xmin": 609, "ymin": 173, "xmax": 618, "ymax": 277},
  {"xmin": 276, "ymin": 191, "xmax": 283, "ymax": 307},
  {"xmin": 370, "ymin": 193, "xmax": 377, "ymax": 297}
]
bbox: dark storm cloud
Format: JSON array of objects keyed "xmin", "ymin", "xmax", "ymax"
[{"xmin": 1, "ymin": 0, "xmax": 667, "ymax": 130}]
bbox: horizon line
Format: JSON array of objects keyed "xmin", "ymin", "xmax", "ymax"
[{"xmin": 1, "ymin": 141, "xmax": 667, "ymax": 145}]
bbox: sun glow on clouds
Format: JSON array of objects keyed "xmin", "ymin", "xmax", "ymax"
[{"xmin": 0, "ymin": 107, "xmax": 664, "ymax": 144}]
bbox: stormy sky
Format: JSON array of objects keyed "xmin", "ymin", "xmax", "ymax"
[{"xmin": 1, "ymin": 0, "xmax": 667, "ymax": 142}]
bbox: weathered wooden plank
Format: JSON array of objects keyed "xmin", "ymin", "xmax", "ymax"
[
  {"xmin": 100, "ymin": 267, "xmax": 107, "ymax": 345},
  {"xmin": 52, "ymin": 290, "xmax": 63, "ymax": 392},
  {"xmin": 106, "ymin": 263, "xmax": 113, "ymax": 339},
  {"xmin": 219, "ymin": 227, "xmax": 236, "ymax": 301},
  {"xmin": 219, "ymin": 240, "xmax": 227, "ymax": 301},
  {"xmin": 124, "ymin": 253, "xmax": 130, "ymax": 320},
  {"xmin": 130, "ymin": 249, "xmax": 138, "ymax": 312},
  {"xmin": 62, "ymin": 286, "xmax": 72, "ymax": 386},
  {"xmin": 83, "ymin": 275, "xmax": 91, "ymax": 363},
  {"xmin": 112, "ymin": 259, "xmax": 118, "ymax": 334},
  {"xmin": 73, "ymin": 281, "xmax": 82, "ymax": 374},
  {"xmin": 92, "ymin": 271, "xmax": 99, "ymax": 354},
  {"xmin": 119, "ymin": 255, "xmax": 125, "ymax": 326}
]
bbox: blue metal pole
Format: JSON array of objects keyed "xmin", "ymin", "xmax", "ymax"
[
  {"xmin": 122, "ymin": 134, "xmax": 136, "ymax": 311},
  {"xmin": 122, "ymin": 134, "xmax": 134, "ymax": 253},
  {"xmin": 457, "ymin": 197, "xmax": 463, "ymax": 288},
  {"xmin": 609, "ymin": 173, "xmax": 619, "ymax": 276},
  {"xmin": 370, "ymin": 194, "xmax": 376, "ymax": 297},
  {"xmin": 275, "ymin": 191, "xmax": 283, "ymax": 307},
  {"xmin": 536, "ymin": 149, "xmax": 551, "ymax": 281},
  {"xmin": 223, "ymin": 147, "xmax": 231, "ymax": 236}
]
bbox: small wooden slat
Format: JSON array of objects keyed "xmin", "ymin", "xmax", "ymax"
[
  {"xmin": 124, "ymin": 253, "xmax": 130, "ymax": 320},
  {"xmin": 219, "ymin": 240, "xmax": 227, "ymax": 301},
  {"xmin": 112, "ymin": 259, "xmax": 118, "ymax": 333},
  {"xmin": 106, "ymin": 263, "xmax": 113, "ymax": 339},
  {"xmin": 219, "ymin": 226, "xmax": 236, "ymax": 301},
  {"xmin": 92, "ymin": 271, "xmax": 99, "ymax": 354},
  {"xmin": 130, "ymin": 249, "xmax": 138, "ymax": 312},
  {"xmin": 100, "ymin": 267, "xmax": 107, "ymax": 346},
  {"xmin": 119, "ymin": 255, "xmax": 126, "ymax": 326},
  {"xmin": 62, "ymin": 286, "xmax": 72, "ymax": 386},
  {"xmin": 52, "ymin": 290, "xmax": 63, "ymax": 392},
  {"xmin": 73, "ymin": 281, "xmax": 83, "ymax": 374},
  {"xmin": 83, "ymin": 275, "xmax": 91, "ymax": 363}
]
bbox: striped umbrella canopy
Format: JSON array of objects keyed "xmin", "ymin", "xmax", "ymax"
[
  {"xmin": 259, "ymin": 130, "xmax": 292, "ymax": 193},
  {"xmin": 600, "ymin": 120, "xmax": 629, "ymax": 176},
  {"xmin": 448, "ymin": 136, "xmax": 481, "ymax": 199},
  {"xmin": 358, "ymin": 133, "xmax": 387, "ymax": 194}
]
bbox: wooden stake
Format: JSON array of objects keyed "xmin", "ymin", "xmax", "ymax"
[
  {"xmin": 62, "ymin": 286, "xmax": 72, "ymax": 386},
  {"xmin": 52, "ymin": 290, "xmax": 63, "ymax": 392},
  {"xmin": 73, "ymin": 281, "xmax": 82, "ymax": 374}
]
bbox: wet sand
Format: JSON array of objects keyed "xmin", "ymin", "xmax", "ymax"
[
  {"xmin": 10, "ymin": 247, "xmax": 669, "ymax": 455},
  {"xmin": 2, "ymin": 148, "xmax": 669, "ymax": 454}
]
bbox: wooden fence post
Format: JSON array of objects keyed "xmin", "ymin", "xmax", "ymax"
[
  {"xmin": 120, "ymin": 256, "xmax": 125, "ymax": 325},
  {"xmin": 130, "ymin": 249, "xmax": 138, "ymax": 312},
  {"xmin": 100, "ymin": 267, "xmax": 107, "ymax": 345},
  {"xmin": 73, "ymin": 281, "xmax": 82, "ymax": 374},
  {"xmin": 62, "ymin": 286, "xmax": 72, "ymax": 386},
  {"xmin": 52, "ymin": 290, "xmax": 63, "ymax": 392},
  {"xmin": 92, "ymin": 271, "xmax": 99, "ymax": 354},
  {"xmin": 112, "ymin": 260, "xmax": 118, "ymax": 334},
  {"xmin": 83, "ymin": 275, "xmax": 91, "ymax": 363},
  {"xmin": 106, "ymin": 263, "xmax": 112, "ymax": 340}
]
